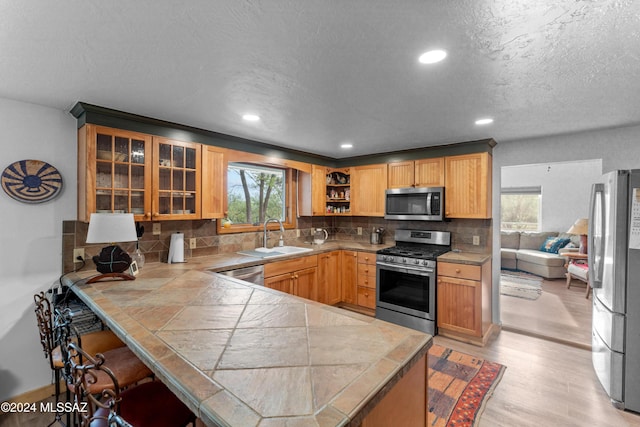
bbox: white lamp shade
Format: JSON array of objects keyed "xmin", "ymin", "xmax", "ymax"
[{"xmin": 86, "ymin": 213, "xmax": 138, "ymax": 244}]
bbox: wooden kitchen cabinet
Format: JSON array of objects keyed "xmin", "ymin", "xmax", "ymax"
[
  {"xmin": 78, "ymin": 124, "xmax": 152, "ymax": 222},
  {"xmin": 387, "ymin": 158, "xmax": 444, "ymax": 189},
  {"xmin": 264, "ymin": 255, "xmax": 318, "ymax": 301},
  {"xmin": 341, "ymin": 250, "xmax": 358, "ymax": 304},
  {"xmin": 298, "ymin": 164, "xmax": 328, "ymax": 216},
  {"xmin": 318, "ymin": 251, "xmax": 341, "ymax": 305},
  {"xmin": 444, "ymin": 152, "xmax": 492, "ymax": 219},
  {"xmin": 201, "ymin": 145, "xmax": 226, "ymax": 219},
  {"xmin": 351, "ymin": 164, "xmax": 387, "ymax": 216},
  {"xmin": 437, "ymin": 259, "xmax": 493, "ymax": 345},
  {"xmin": 78, "ymin": 124, "xmax": 203, "ymax": 222},
  {"xmin": 357, "ymin": 252, "xmax": 377, "ymax": 309}
]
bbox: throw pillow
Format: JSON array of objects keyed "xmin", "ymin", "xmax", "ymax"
[{"xmin": 539, "ymin": 236, "xmax": 571, "ymax": 254}]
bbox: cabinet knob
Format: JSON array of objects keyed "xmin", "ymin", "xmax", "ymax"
[
  {"xmin": 455, "ymin": 269, "xmax": 461, "ymax": 273},
  {"xmin": 364, "ymin": 280, "xmax": 368, "ymax": 285},
  {"xmin": 364, "ymin": 292, "xmax": 369, "ymax": 297},
  {"xmin": 145, "ymin": 212, "xmax": 151, "ymax": 218},
  {"xmin": 154, "ymin": 212, "xmax": 160, "ymax": 217},
  {"xmin": 438, "ymin": 279, "xmax": 441, "ymax": 283},
  {"xmin": 353, "ymin": 254, "xmax": 357, "ymax": 257}
]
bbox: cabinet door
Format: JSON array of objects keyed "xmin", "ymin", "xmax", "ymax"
[
  {"xmin": 387, "ymin": 161, "xmax": 415, "ymax": 189},
  {"xmin": 351, "ymin": 164, "xmax": 387, "ymax": 216},
  {"xmin": 437, "ymin": 275, "xmax": 481, "ymax": 336},
  {"xmin": 293, "ymin": 267, "xmax": 318, "ymax": 301},
  {"xmin": 341, "ymin": 251, "xmax": 358, "ymax": 304},
  {"xmin": 312, "ymin": 165, "xmax": 328, "ymax": 216},
  {"xmin": 415, "ymin": 157, "xmax": 444, "ymax": 187},
  {"xmin": 201, "ymin": 145, "xmax": 226, "ymax": 219},
  {"xmin": 318, "ymin": 251, "xmax": 341, "ymax": 305},
  {"xmin": 444, "ymin": 152, "xmax": 491, "ymax": 219},
  {"xmin": 78, "ymin": 125, "xmax": 153, "ymax": 222},
  {"xmin": 264, "ymin": 273, "xmax": 293, "ymax": 294}
]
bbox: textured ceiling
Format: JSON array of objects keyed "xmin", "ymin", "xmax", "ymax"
[{"xmin": 1, "ymin": 0, "xmax": 639, "ymax": 158}]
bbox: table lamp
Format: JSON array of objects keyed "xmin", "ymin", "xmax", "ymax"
[
  {"xmin": 85, "ymin": 213, "xmax": 138, "ymax": 283},
  {"xmin": 567, "ymin": 217, "xmax": 589, "ymax": 254}
]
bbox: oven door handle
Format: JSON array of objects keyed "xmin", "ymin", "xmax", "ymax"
[{"xmin": 376, "ymin": 262, "xmax": 434, "ymax": 275}]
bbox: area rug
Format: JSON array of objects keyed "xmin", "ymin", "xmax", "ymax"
[
  {"xmin": 428, "ymin": 344, "xmax": 506, "ymax": 427},
  {"xmin": 500, "ymin": 270, "xmax": 543, "ymax": 300}
]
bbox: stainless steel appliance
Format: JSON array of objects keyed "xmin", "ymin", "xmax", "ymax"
[
  {"xmin": 219, "ymin": 265, "xmax": 264, "ymax": 285},
  {"xmin": 589, "ymin": 170, "xmax": 640, "ymax": 412},
  {"xmin": 376, "ymin": 229, "xmax": 451, "ymax": 334},
  {"xmin": 384, "ymin": 187, "xmax": 444, "ymax": 221}
]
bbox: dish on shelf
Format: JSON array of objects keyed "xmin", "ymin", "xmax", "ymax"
[{"xmin": 97, "ymin": 150, "xmax": 127, "ymax": 162}]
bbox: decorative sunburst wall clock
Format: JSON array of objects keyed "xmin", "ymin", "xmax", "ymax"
[{"xmin": 1, "ymin": 159, "xmax": 63, "ymax": 203}]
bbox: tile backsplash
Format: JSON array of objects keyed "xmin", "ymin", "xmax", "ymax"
[{"xmin": 62, "ymin": 217, "xmax": 491, "ymax": 273}]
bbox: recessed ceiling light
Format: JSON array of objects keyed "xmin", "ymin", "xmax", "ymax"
[
  {"xmin": 242, "ymin": 114, "xmax": 260, "ymax": 122},
  {"xmin": 418, "ymin": 49, "xmax": 447, "ymax": 64},
  {"xmin": 475, "ymin": 118, "xmax": 494, "ymax": 125},
  {"xmin": 340, "ymin": 143, "xmax": 353, "ymax": 149}
]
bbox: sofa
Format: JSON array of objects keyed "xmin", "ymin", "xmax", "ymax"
[{"xmin": 501, "ymin": 231, "xmax": 580, "ymax": 279}]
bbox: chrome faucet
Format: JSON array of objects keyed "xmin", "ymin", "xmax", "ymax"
[{"xmin": 263, "ymin": 218, "xmax": 284, "ymax": 248}]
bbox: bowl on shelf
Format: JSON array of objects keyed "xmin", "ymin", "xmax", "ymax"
[{"xmin": 97, "ymin": 150, "xmax": 127, "ymax": 161}]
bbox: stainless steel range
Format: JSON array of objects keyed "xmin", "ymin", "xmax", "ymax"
[{"xmin": 376, "ymin": 229, "xmax": 451, "ymax": 335}]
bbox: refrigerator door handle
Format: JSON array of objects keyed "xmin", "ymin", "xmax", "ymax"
[{"xmin": 589, "ymin": 183, "xmax": 605, "ymax": 289}]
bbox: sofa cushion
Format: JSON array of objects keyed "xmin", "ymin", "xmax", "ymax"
[
  {"xmin": 501, "ymin": 248, "xmax": 518, "ymax": 260},
  {"xmin": 516, "ymin": 249, "xmax": 567, "ymax": 267},
  {"xmin": 501, "ymin": 232, "xmax": 520, "ymax": 250},
  {"xmin": 539, "ymin": 236, "xmax": 571, "ymax": 254},
  {"xmin": 519, "ymin": 232, "xmax": 558, "ymax": 250}
]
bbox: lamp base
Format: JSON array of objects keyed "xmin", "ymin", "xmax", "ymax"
[
  {"xmin": 86, "ymin": 272, "xmax": 135, "ymax": 284},
  {"xmin": 579, "ymin": 234, "xmax": 588, "ymax": 254}
]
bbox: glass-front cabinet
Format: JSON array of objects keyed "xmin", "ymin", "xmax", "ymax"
[
  {"xmin": 78, "ymin": 125, "xmax": 201, "ymax": 222},
  {"xmin": 152, "ymin": 137, "xmax": 201, "ymax": 219}
]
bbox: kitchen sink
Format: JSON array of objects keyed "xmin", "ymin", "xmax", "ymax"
[{"xmin": 238, "ymin": 246, "xmax": 313, "ymax": 259}]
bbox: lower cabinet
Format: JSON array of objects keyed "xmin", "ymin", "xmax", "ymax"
[
  {"xmin": 318, "ymin": 251, "xmax": 341, "ymax": 305},
  {"xmin": 264, "ymin": 255, "xmax": 318, "ymax": 301},
  {"xmin": 437, "ymin": 259, "xmax": 493, "ymax": 345},
  {"xmin": 357, "ymin": 252, "xmax": 377, "ymax": 309},
  {"xmin": 263, "ymin": 251, "xmax": 377, "ymax": 310},
  {"xmin": 341, "ymin": 250, "xmax": 358, "ymax": 304}
]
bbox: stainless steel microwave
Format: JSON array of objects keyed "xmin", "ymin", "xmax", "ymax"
[{"xmin": 384, "ymin": 187, "xmax": 444, "ymax": 221}]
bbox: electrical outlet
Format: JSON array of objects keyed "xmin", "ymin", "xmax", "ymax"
[
  {"xmin": 152, "ymin": 222, "xmax": 161, "ymax": 235},
  {"xmin": 357, "ymin": 227, "xmax": 363, "ymax": 235},
  {"xmin": 473, "ymin": 235, "xmax": 480, "ymax": 245},
  {"xmin": 296, "ymin": 229, "xmax": 300, "ymax": 237},
  {"xmin": 73, "ymin": 248, "xmax": 85, "ymax": 262},
  {"xmin": 189, "ymin": 238, "xmax": 197, "ymax": 249}
]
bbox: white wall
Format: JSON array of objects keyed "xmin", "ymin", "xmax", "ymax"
[
  {"xmin": 501, "ymin": 159, "xmax": 602, "ymax": 232},
  {"xmin": 492, "ymin": 124, "xmax": 640, "ymax": 324},
  {"xmin": 0, "ymin": 98, "xmax": 76, "ymax": 401}
]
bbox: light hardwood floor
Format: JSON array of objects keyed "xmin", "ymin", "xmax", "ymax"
[
  {"xmin": 435, "ymin": 331, "xmax": 640, "ymax": 427},
  {"xmin": 500, "ymin": 276, "xmax": 592, "ymax": 348}
]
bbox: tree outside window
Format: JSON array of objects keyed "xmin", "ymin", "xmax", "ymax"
[
  {"xmin": 501, "ymin": 187, "xmax": 541, "ymax": 231},
  {"xmin": 227, "ymin": 163, "xmax": 285, "ymax": 225}
]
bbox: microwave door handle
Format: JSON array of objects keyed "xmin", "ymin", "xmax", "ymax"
[
  {"xmin": 589, "ymin": 183, "xmax": 605, "ymax": 288},
  {"xmin": 426, "ymin": 193, "xmax": 432, "ymax": 215}
]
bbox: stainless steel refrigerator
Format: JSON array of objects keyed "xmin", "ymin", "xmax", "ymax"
[{"xmin": 589, "ymin": 169, "xmax": 640, "ymax": 412}]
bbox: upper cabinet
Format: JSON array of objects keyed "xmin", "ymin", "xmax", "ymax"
[
  {"xmin": 325, "ymin": 168, "xmax": 351, "ymax": 215},
  {"xmin": 78, "ymin": 125, "xmax": 203, "ymax": 222},
  {"xmin": 78, "ymin": 125, "xmax": 152, "ymax": 222},
  {"xmin": 201, "ymin": 145, "xmax": 226, "ymax": 219},
  {"xmin": 444, "ymin": 152, "xmax": 492, "ymax": 219},
  {"xmin": 351, "ymin": 164, "xmax": 387, "ymax": 216},
  {"xmin": 388, "ymin": 158, "xmax": 444, "ymax": 189},
  {"xmin": 152, "ymin": 137, "xmax": 202, "ymax": 220}
]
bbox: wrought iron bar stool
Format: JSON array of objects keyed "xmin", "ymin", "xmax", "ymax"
[
  {"xmin": 34, "ymin": 292, "xmax": 154, "ymax": 426},
  {"xmin": 66, "ymin": 341, "xmax": 195, "ymax": 427}
]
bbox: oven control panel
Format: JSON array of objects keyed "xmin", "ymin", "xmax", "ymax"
[{"xmin": 376, "ymin": 255, "xmax": 436, "ymax": 268}]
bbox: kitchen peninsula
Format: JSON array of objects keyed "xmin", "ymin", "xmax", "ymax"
[{"xmin": 62, "ymin": 253, "xmax": 432, "ymax": 427}]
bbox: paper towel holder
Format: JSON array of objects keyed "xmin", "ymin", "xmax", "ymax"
[{"xmin": 167, "ymin": 232, "xmax": 187, "ymax": 264}]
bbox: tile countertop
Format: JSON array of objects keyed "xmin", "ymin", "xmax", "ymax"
[
  {"xmin": 62, "ymin": 242, "xmax": 431, "ymax": 427},
  {"xmin": 437, "ymin": 251, "xmax": 491, "ymax": 265}
]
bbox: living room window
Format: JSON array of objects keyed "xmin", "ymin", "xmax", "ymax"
[{"xmin": 501, "ymin": 186, "xmax": 542, "ymax": 231}]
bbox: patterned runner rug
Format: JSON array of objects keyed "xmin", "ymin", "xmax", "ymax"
[
  {"xmin": 428, "ymin": 344, "xmax": 506, "ymax": 427},
  {"xmin": 500, "ymin": 270, "xmax": 543, "ymax": 300}
]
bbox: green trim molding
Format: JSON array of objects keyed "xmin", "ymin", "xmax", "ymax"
[{"xmin": 70, "ymin": 102, "xmax": 496, "ymax": 168}]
